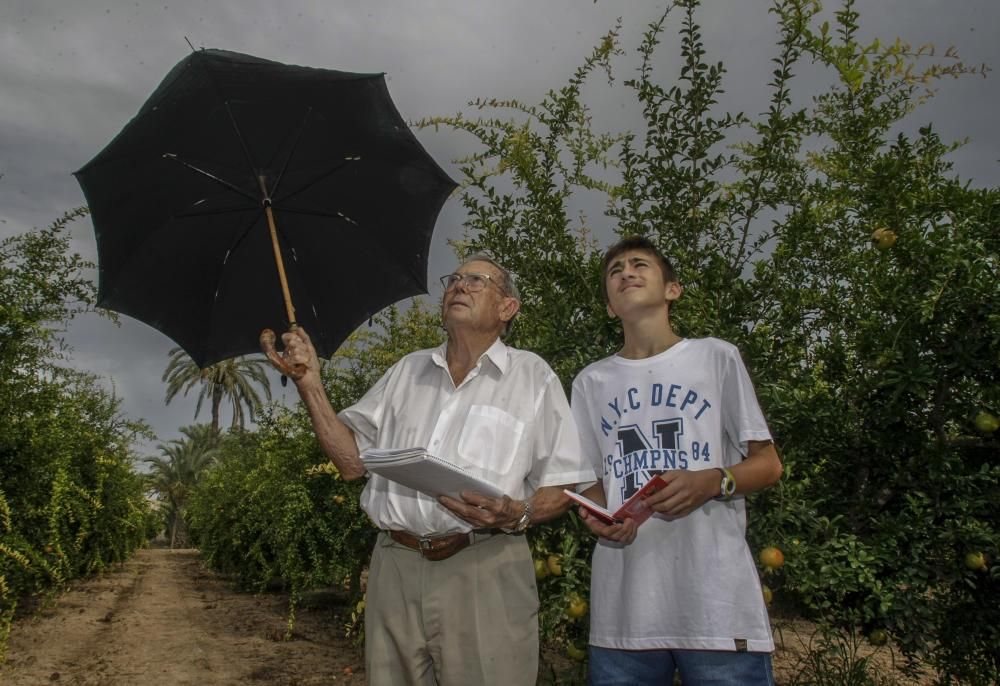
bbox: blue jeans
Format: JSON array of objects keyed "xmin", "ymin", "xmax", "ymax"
[{"xmin": 588, "ymin": 646, "xmax": 775, "ymax": 686}]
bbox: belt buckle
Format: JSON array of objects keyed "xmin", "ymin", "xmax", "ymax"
[{"xmin": 418, "ymin": 537, "xmax": 434, "ymax": 553}]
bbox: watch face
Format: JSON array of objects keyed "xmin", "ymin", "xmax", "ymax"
[{"xmin": 718, "ymin": 469, "xmax": 733, "ymax": 497}]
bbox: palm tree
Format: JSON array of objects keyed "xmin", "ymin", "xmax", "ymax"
[
  {"xmin": 162, "ymin": 348, "xmax": 272, "ymax": 434},
  {"xmin": 144, "ymin": 424, "xmax": 220, "ymax": 548}
]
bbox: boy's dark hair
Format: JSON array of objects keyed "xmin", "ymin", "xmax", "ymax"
[{"xmin": 600, "ymin": 235, "xmax": 678, "ymax": 304}]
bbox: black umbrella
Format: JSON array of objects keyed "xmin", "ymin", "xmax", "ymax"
[{"xmin": 74, "ymin": 48, "xmax": 455, "ymax": 374}]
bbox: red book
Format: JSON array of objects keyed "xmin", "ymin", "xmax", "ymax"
[{"xmin": 563, "ymin": 475, "xmax": 667, "ymax": 525}]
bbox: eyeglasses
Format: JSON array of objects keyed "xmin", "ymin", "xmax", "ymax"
[{"xmin": 439, "ymin": 272, "xmax": 505, "ymax": 294}]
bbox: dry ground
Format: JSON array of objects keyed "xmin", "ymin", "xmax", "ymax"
[
  {"xmin": 2, "ymin": 547, "xmax": 935, "ymax": 685},
  {"xmin": 1, "ymin": 548, "xmax": 362, "ymax": 685}
]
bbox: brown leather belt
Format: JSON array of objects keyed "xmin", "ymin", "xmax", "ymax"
[{"xmin": 387, "ymin": 529, "xmax": 501, "ymax": 561}]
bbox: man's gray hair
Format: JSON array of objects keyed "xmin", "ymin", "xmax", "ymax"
[
  {"xmin": 461, "ymin": 252, "xmax": 520, "ymax": 335},
  {"xmin": 463, "ymin": 253, "xmax": 520, "ymax": 300}
]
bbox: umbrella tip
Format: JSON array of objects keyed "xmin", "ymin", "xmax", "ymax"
[{"xmin": 184, "ymin": 36, "xmax": 197, "ymax": 53}]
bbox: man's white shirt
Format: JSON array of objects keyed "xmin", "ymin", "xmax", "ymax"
[{"xmin": 340, "ymin": 338, "xmax": 595, "ymax": 535}]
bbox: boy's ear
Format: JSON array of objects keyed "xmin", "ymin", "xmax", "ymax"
[
  {"xmin": 606, "ymin": 302, "xmax": 618, "ymax": 320},
  {"xmin": 665, "ymin": 281, "xmax": 683, "ymax": 304}
]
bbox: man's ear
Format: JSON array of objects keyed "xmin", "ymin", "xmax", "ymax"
[{"xmin": 499, "ymin": 296, "xmax": 521, "ymax": 325}]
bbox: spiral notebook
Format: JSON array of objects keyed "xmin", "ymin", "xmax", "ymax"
[{"xmin": 360, "ymin": 447, "xmax": 504, "ymax": 500}]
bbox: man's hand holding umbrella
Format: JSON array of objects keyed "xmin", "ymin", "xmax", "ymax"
[{"xmin": 279, "ymin": 327, "xmax": 323, "ymax": 385}]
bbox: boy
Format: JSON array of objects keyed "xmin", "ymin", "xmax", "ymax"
[{"xmin": 571, "ymin": 236, "xmax": 782, "ymax": 685}]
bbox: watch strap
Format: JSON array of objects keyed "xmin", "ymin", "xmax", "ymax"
[
  {"xmin": 714, "ymin": 467, "xmax": 736, "ymax": 501},
  {"xmin": 502, "ymin": 500, "xmax": 532, "ymax": 534}
]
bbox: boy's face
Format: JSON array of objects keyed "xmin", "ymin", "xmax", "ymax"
[{"xmin": 604, "ymin": 249, "xmax": 681, "ymax": 320}]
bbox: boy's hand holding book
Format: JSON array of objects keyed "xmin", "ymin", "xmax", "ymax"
[
  {"xmin": 579, "ymin": 506, "xmax": 640, "ymax": 544},
  {"xmin": 565, "ymin": 475, "xmax": 668, "ymax": 545}
]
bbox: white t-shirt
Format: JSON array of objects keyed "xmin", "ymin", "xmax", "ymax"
[
  {"xmin": 340, "ymin": 338, "xmax": 596, "ymax": 535},
  {"xmin": 571, "ymin": 337, "xmax": 775, "ymax": 652}
]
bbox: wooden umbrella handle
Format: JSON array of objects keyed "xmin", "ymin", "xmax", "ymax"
[{"xmin": 259, "ymin": 329, "xmax": 307, "ymax": 380}]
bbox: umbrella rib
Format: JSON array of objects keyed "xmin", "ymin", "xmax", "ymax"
[
  {"xmin": 272, "ymin": 158, "xmax": 357, "ymax": 205},
  {"xmin": 189, "ymin": 52, "xmax": 261, "ymax": 189},
  {"xmin": 223, "ymin": 100, "xmax": 263, "ymax": 189},
  {"xmin": 270, "ymin": 206, "xmax": 359, "ymax": 226},
  {"xmin": 163, "ymin": 154, "xmax": 258, "ymax": 202},
  {"xmin": 174, "ymin": 205, "xmax": 256, "ymax": 219},
  {"xmin": 221, "ymin": 212, "xmax": 260, "ymax": 266},
  {"xmin": 269, "ymin": 107, "xmax": 313, "ymax": 201},
  {"xmin": 203, "ymin": 212, "xmax": 263, "ymax": 357}
]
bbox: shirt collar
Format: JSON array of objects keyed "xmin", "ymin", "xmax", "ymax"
[
  {"xmin": 481, "ymin": 338, "xmax": 510, "ymax": 374},
  {"xmin": 430, "ymin": 337, "xmax": 510, "ymax": 376}
]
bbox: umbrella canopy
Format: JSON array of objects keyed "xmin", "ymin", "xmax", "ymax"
[{"xmin": 75, "ymin": 48, "xmax": 455, "ymax": 368}]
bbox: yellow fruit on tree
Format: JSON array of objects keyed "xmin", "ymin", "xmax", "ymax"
[
  {"xmin": 868, "ymin": 629, "xmax": 888, "ymax": 646},
  {"xmin": 871, "ymin": 227, "xmax": 897, "ymax": 250},
  {"xmin": 534, "ymin": 558, "xmax": 549, "ymax": 580},
  {"xmin": 565, "ymin": 643, "xmax": 587, "ymax": 662},
  {"xmin": 566, "ymin": 595, "xmax": 588, "ymax": 620},
  {"xmin": 759, "ymin": 546, "xmax": 785, "ymax": 569},
  {"xmin": 965, "ymin": 551, "xmax": 987, "ymax": 572},
  {"xmin": 974, "ymin": 411, "xmax": 999, "ymax": 434},
  {"xmin": 546, "ymin": 554, "xmax": 563, "ymax": 576},
  {"xmin": 761, "ymin": 585, "xmax": 773, "ymax": 606}
]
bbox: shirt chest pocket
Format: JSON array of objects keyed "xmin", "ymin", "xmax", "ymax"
[{"xmin": 456, "ymin": 404, "xmax": 526, "ymax": 475}]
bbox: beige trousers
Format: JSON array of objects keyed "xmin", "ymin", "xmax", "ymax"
[{"xmin": 364, "ymin": 531, "xmax": 539, "ymax": 686}]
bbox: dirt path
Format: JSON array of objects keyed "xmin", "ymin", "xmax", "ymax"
[
  {"xmin": 1, "ymin": 548, "xmax": 362, "ymax": 685},
  {"xmin": 2, "ymin": 548, "xmax": 933, "ymax": 685}
]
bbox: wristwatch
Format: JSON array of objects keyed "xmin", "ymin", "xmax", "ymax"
[
  {"xmin": 714, "ymin": 467, "xmax": 736, "ymax": 501},
  {"xmin": 507, "ymin": 500, "xmax": 533, "ymax": 533}
]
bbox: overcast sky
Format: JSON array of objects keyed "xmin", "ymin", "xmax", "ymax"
[{"xmin": 2, "ymin": 1, "xmax": 997, "ymax": 455}]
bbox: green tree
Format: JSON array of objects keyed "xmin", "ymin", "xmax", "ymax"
[
  {"xmin": 162, "ymin": 348, "xmax": 273, "ymax": 434},
  {"xmin": 420, "ymin": 1, "xmax": 998, "ymax": 681},
  {"xmin": 0, "ymin": 207, "xmax": 95, "ymax": 375},
  {"xmin": 0, "ymin": 209, "xmax": 152, "ymax": 659},
  {"xmin": 144, "ymin": 424, "xmax": 220, "ymax": 547}
]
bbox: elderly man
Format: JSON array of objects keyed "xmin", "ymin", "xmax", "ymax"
[{"xmin": 278, "ymin": 254, "xmax": 594, "ymax": 686}]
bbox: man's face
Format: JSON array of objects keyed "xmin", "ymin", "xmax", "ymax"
[
  {"xmin": 441, "ymin": 260, "xmax": 518, "ymax": 335},
  {"xmin": 604, "ymin": 249, "xmax": 680, "ymax": 320}
]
